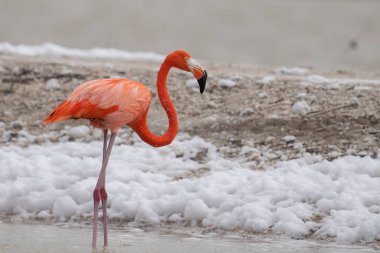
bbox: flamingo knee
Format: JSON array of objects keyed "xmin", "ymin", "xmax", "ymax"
[
  {"xmin": 100, "ymin": 188, "xmax": 108, "ymax": 201},
  {"xmin": 93, "ymin": 189, "xmax": 101, "ymax": 203}
]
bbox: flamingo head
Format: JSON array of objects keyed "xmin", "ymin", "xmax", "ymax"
[{"xmin": 167, "ymin": 50, "xmax": 208, "ymax": 94}]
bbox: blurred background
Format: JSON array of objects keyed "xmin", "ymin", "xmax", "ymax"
[{"xmin": 0, "ymin": 0, "xmax": 379, "ymax": 70}]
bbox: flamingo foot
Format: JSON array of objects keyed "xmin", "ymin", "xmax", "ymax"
[
  {"xmin": 93, "ymin": 187, "xmax": 108, "ymax": 249},
  {"xmin": 92, "ymin": 189, "xmax": 101, "ymax": 248},
  {"xmin": 101, "ymin": 188, "xmax": 108, "ymax": 247}
]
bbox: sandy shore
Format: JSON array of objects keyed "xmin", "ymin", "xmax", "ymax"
[{"xmin": 1, "ymin": 54, "xmax": 380, "ymax": 167}]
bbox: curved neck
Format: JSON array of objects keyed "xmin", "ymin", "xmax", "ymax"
[{"xmin": 131, "ymin": 59, "xmax": 178, "ymax": 147}]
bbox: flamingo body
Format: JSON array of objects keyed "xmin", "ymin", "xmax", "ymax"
[
  {"xmin": 43, "ymin": 50, "xmax": 207, "ymax": 249},
  {"xmin": 44, "ymin": 79, "xmax": 152, "ymax": 132}
]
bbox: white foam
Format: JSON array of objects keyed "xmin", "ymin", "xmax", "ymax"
[
  {"xmin": 1, "ymin": 135, "xmax": 380, "ymax": 243},
  {"xmin": 306, "ymin": 75, "xmax": 329, "ymax": 84},
  {"xmin": 0, "ymin": 42, "xmax": 164, "ymax": 61},
  {"xmin": 184, "ymin": 199, "xmax": 209, "ymax": 222},
  {"xmin": 304, "ymin": 75, "xmax": 380, "ymax": 87},
  {"xmin": 66, "ymin": 125, "xmax": 91, "ymax": 139}
]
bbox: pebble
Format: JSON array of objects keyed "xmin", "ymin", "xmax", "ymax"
[
  {"xmin": 218, "ymin": 79, "xmax": 237, "ymax": 88},
  {"xmin": 35, "ymin": 134, "xmax": 48, "ymax": 144},
  {"xmin": 60, "ymin": 67, "xmax": 73, "ymax": 75},
  {"xmin": 185, "ymin": 79, "xmax": 198, "ymax": 88},
  {"xmin": 239, "ymin": 108, "xmax": 255, "ymax": 117},
  {"xmin": 292, "ymin": 142, "xmax": 304, "ymax": 151},
  {"xmin": 296, "ymin": 92, "xmax": 307, "ymax": 99},
  {"xmin": 46, "ymin": 78, "xmax": 61, "ymax": 90},
  {"xmin": 207, "ymin": 101, "xmax": 218, "ymax": 109},
  {"xmin": 11, "ymin": 120, "xmax": 24, "ymax": 130},
  {"xmin": 326, "ymin": 83, "xmax": 340, "ymax": 90},
  {"xmin": 328, "ymin": 151, "xmax": 341, "ymax": 159},
  {"xmin": 292, "ymin": 101, "xmax": 311, "ymax": 115},
  {"xmin": 256, "ymin": 75, "xmax": 275, "ymax": 85},
  {"xmin": 258, "ymin": 92, "xmax": 268, "ymax": 99},
  {"xmin": 282, "ymin": 135, "xmax": 296, "ymax": 144},
  {"xmin": 12, "ymin": 66, "xmax": 21, "ymax": 75}
]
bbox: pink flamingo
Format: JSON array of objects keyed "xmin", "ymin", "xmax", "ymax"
[{"xmin": 43, "ymin": 50, "xmax": 207, "ymax": 248}]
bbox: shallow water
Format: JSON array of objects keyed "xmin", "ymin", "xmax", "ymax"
[
  {"xmin": 0, "ymin": 0, "xmax": 380, "ymax": 69},
  {"xmin": 0, "ymin": 222, "xmax": 377, "ymax": 253}
]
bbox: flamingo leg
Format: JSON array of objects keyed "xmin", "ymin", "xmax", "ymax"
[
  {"xmin": 100, "ymin": 132, "xmax": 116, "ymax": 247},
  {"xmin": 92, "ymin": 130, "xmax": 108, "ymax": 248},
  {"xmin": 92, "ymin": 130, "xmax": 116, "ymax": 248}
]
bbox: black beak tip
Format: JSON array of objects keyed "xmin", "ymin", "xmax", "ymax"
[{"xmin": 197, "ymin": 70, "xmax": 207, "ymax": 94}]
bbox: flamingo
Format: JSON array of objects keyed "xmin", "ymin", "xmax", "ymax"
[{"xmin": 43, "ymin": 50, "xmax": 207, "ymax": 248}]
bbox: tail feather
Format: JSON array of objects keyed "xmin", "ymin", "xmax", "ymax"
[{"xmin": 43, "ymin": 100, "xmax": 74, "ymax": 125}]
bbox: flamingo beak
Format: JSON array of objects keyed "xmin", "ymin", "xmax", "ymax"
[
  {"xmin": 197, "ymin": 70, "xmax": 207, "ymax": 94},
  {"xmin": 186, "ymin": 58, "xmax": 207, "ymax": 94}
]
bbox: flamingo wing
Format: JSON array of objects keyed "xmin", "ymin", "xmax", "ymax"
[{"xmin": 43, "ymin": 79, "xmax": 152, "ymax": 128}]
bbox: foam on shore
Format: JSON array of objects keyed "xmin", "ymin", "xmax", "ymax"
[
  {"xmin": 0, "ymin": 42, "xmax": 164, "ymax": 61},
  {"xmin": 1, "ymin": 134, "xmax": 380, "ymax": 243}
]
